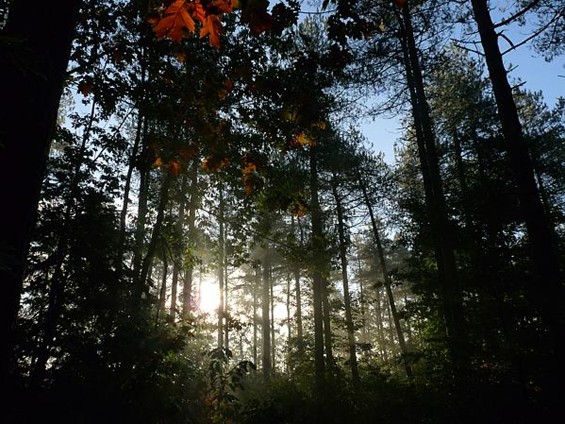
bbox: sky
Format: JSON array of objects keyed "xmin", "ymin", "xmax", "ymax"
[{"xmin": 359, "ymin": 6, "xmax": 565, "ymax": 164}]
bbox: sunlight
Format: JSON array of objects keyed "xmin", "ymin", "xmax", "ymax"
[{"xmin": 197, "ymin": 277, "xmax": 220, "ymax": 315}]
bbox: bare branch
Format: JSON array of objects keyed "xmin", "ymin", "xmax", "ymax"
[
  {"xmin": 494, "ymin": 0, "xmax": 542, "ymax": 28},
  {"xmin": 501, "ymin": 12, "xmax": 558, "ymax": 55}
]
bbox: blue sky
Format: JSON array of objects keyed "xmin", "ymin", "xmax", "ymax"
[{"xmin": 360, "ymin": 5, "xmax": 565, "ymax": 164}]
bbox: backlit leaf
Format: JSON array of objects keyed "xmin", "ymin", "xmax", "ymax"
[
  {"xmin": 152, "ymin": 0, "xmax": 197, "ymax": 41},
  {"xmin": 202, "ymin": 155, "xmax": 230, "ymax": 171},
  {"xmin": 294, "ymin": 131, "xmax": 314, "ymax": 146},
  {"xmin": 169, "ymin": 160, "xmax": 182, "ymax": 176},
  {"xmin": 152, "ymin": 157, "xmax": 164, "ymax": 168},
  {"xmin": 394, "ymin": 0, "xmax": 407, "ymax": 9},
  {"xmin": 200, "ymin": 14, "xmax": 222, "ymax": 48},
  {"xmin": 292, "ymin": 199, "xmax": 308, "ymax": 217},
  {"xmin": 240, "ymin": 0, "xmax": 273, "ymax": 34}
]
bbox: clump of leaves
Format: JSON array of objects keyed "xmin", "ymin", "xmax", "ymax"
[
  {"xmin": 205, "ymin": 347, "xmax": 257, "ymax": 423},
  {"xmin": 149, "ymin": 0, "xmax": 274, "ymax": 47}
]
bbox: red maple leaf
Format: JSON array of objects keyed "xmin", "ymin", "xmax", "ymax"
[
  {"xmin": 152, "ymin": 0, "xmax": 197, "ymax": 41},
  {"xmin": 200, "ymin": 14, "xmax": 222, "ymax": 48}
]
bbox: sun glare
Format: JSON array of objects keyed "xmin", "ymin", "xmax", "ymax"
[{"xmin": 197, "ymin": 278, "xmax": 220, "ymax": 315}]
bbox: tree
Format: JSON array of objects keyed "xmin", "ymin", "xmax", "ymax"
[
  {"xmin": 0, "ymin": 0, "xmax": 81, "ymax": 388},
  {"xmin": 470, "ymin": 0, "xmax": 565, "ymax": 402}
]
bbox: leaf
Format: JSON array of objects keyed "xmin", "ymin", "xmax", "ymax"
[
  {"xmin": 218, "ymin": 78, "xmax": 233, "ymax": 100},
  {"xmin": 394, "ymin": 0, "xmax": 407, "ymax": 9},
  {"xmin": 311, "ymin": 120, "xmax": 327, "ymax": 130},
  {"xmin": 200, "ymin": 14, "xmax": 222, "ymax": 48},
  {"xmin": 244, "ymin": 182, "xmax": 254, "ymax": 195},
  {"xmin": 292, "ymin": 199, "xmax": 308, "ymax": 217},
  {"xmin": 152, "ymin": 157, "xmax": 163, "ymax": 168},
  {"xmin": 294, "ymin": 131, "xmax": 314, "ymax": 146},
  {"xmin": 210, "ymin": 0, "xmax": 238, "ymax": 13},
  {"xmin": 152, "ymin": 0, "xmax": 197, "ymax": 41},
  {"xmin": 241, "ymin": 161, "xmax": 257, "ymax": 175},
  {"xmin": 281, "ymin": 108, "xmax": 299, "ymax": 123},
  {"xmin": 240, "ymin": 0, "xmax": 273, "ymax": 34},
  {"xmin": 175, "ymin": 50, "xmax": 188, "ymax": 62},
  {"xmin": 201, "ymin": 155, "xmax": 230, "ymax": 171},
  {"xmin": 78, "ymin": 81, "xmax": 93, "ymax": 96},
  {"xmin": 169, "ymin": 160, "xmax": 182, "ymax": 175},
  {"xmin": 177, "ymin": 144, "xmax": 200, "ymax": 162}
]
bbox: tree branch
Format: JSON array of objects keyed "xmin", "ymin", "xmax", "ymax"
[{"xmin": 494, "ymin": 0, "xmax": 542, "ymax": 28}]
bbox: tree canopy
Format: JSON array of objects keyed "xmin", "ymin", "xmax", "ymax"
[{"xmin": 1, "ymin": 1, "xmax": 564, "ymax": 423}]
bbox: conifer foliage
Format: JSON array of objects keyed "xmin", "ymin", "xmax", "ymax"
[{"xmin": 1, "ymin": 0, "xmax": 563, "ymax": 423}]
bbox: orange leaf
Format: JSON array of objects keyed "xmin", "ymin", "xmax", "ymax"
[
  {"xmin": 244, "ymin": 182, "xmax": 254, "ymax": 196},
  {"xmin": 152, "ymin": 157, "xmax": 163, "ymax": 168},
  {"xmin": 187, "ymin": 0, "xmax": 206, "ymax": 23},
  {"xmin": 152, "ymin": 0, "xmax": 196, "ymax": 41},
  {"xmin": 210, "ymin": 0, "xmax": 237, "ymax": 13},
  {"xmin": 292, "ymin": 200, "xmax": 308, "ymax": 217},
  {"xmin": 294, "ymin": 131, "xmax": 314, "ymax": 147},
  {"xmin": 241, "ymin": 0, "xmax": 272, "ymax": 34},
  {"xmin": 241, "ymin": 161, "xmax": 257, "ymax": 175},
  {"xmin": 200, "ymin": 14, "xmax": 222, "ymax": 48},
  {"xmin": 78, "ymin": 81, "xmax": 93, "ymax": 96},
  {"xmin": 218, "ymin": 78, "xmax": 234, "ymax": 100},
  {"xmin": 177, "ymin": 144, "xmax": 200, "ymax": 162},
  {"xmin": 201, "ymin": 155, "xmax": 230, "ymax": 171},
  {"xmin": 311, "ymin": 120, "xmax": 327, "ymax": 130},
  {"xmin": 169, "ymin": 160, "xmax": 182, "ymax": 176},
  {"xmin": 175, "ymin": 50, "xmax": 188, "ymax": 62},
  {"xmin": 393, "ymin": 0, "xmax": 407, "ymax": 9}
]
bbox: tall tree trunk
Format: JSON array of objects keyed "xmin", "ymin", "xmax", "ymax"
[
  {"xmin": 30, "ymin": 100, "xmax": 96, "ymax": 388},
  {"xmin": 261, "ymin": 253, "xmax": 272, "ymax": 378},
  {"xmin": 291, "ymin": 215, "xmax": 304, "ymax": 350},
  {"xmin": 117, "ymin": 114, "xmax": 144, "ymax": 265},
  {"xmin": 270, "ymin": 270, "xmax": 276, "ymax": 370},
  {"xmin": 286, "ymin": 274, "xmax": 292, "ymax": 372},
  {"xmin": 132, "ymin": 140, "xmax": 151, "ymax": 296},
  {"xmin": 136, "ymin": 172, "xmax": 172, "ymax": 309},
  {"xmin": 117, "ymin": 50, "xmax": 147, "ymax": 268},
  {"xmin": 356, "ymin": 253, "xmax": 369, "ymax": 349},
  {"xmin": 357, "ymin": 170, "xmax": 413, "ymax": 380},
  {"xmin": 182, "ymin": 159, "xmax": 199, "ymax": 318},
  {"xmin": 157, "ymin": 247, "xmax": 168, "ymax": 320},
  {"xmin": 0, "ymin": 0, "xmax": 80, "ymax": 387},
  {"xmin": 374, "ymin": 286, "xmax": 388, "ymax": 362},
  {"xmin": 224, "ymin": 243, "xmax": 229, "ymax": 350},
  {"xmin": 395, "ymin": 0, "xmax": 468, "ymax": 379},
  {"xmin": 217, "ymin": 184, "xmax": 225, "ymax": 348},
  {"xmin": 309, "ymin": 147, "xmax": 326, "ymax": 389},
  {"xmin": 253, "ymin": 268, "xmax": 259, "ymax": 366},
  {"xmin": 470, "ymin": 2, "xmax": 565, "ymax": 397},
  {"xmin": 330, "ymin": 177, "xmax": 359, "ymax": 383},
  {"xmin": 322, "ymin": 278, "xmax": 335, "ymax": 375},
  {"xmin": 170, "ymin": 174, "xmax": 188, "ymax": 320}
]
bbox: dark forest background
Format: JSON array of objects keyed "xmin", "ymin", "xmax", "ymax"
[{"xmin": 1, "ymin": 1, "xmax": 564, "ymax": 423}]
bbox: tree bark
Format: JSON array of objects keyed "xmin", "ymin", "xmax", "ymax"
[
  {"xmin": 358, "ymin": 170, "xmax": 413, "ymax": 380},
  {"xmin": 0, "ymin": 0, "xmax": 80, "ymax": 388},
  {"xmin": 396, "ymin": 0, "xmax": 468, "ymax": 379},
  {"xmin": 170, "ymin": 174, "xmax": 188, "ymax": 320},
  {"xmin": 253, "ymin": 268, "xmax": 259, "ymax": 366},
  {"xmin": 309, "ymin": 147, "xmax": 326, "ymax": 389},
  {"xmin": 470, "ymin": 0, "xmax": 565, "ymax": 403},
  {"xmin": 291, "ymin": 215, "xmax": 304, "ymax": 350},
  {"xmin": 217, "ymin": 184, "xmax": 225, "ymax": 348},
  {"xmin": 182, "ymin": 159, "xmax": 199, "ymax": 318},
  {"xmin": 137, "ymin": 172, "xmax": 172, "ymax": 309},
  {"xmin": 157, "ymin": 247, "xmax": 168, "ymax": 320},
  {"xmin": 330, "ymin": 176, "xmax": 359, "ymax": 383},
  {"xmin": 30, "ymin": 100, "xmax": 95, "ymax": 389},
  {"xmin": 261, "ymin": 253, "xmax": 272, "ymax": 378}
]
